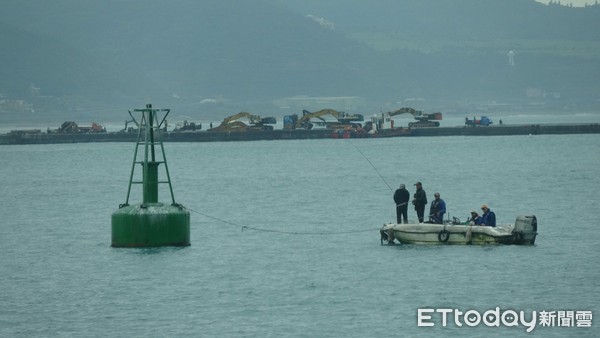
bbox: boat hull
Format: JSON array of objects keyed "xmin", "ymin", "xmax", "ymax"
[{"xmin": 380, "ymin": 215, "xmax": 537, "ymax": 245}]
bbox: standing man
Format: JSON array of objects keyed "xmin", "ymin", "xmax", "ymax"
[
  {"xmin": 480, "ymin": 204, "xmax": 496, "ymax": 227},
  {"xmin": 428, "ymin": 192, "xmax": 446, "ymax": 224},
  {"xmin": 393, "ymin": 184, "xmax": 410, "ymax": 224},
  {"xmin": 412, "ymin": 182, "xmax": 427, "ymax": 223}
]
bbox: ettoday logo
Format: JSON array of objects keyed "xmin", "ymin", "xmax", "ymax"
[{"xmin": 418, "ymin": 308, "xmax": 593, "ymax": 332}]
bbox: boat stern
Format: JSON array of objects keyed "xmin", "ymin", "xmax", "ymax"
[
  {"xmin": 512, "ymin": 215, "xmax": 538, "ymax": 245},
  {"xmin": 380, "ymin": 223, "xmax": 396, "ymax": 244}
]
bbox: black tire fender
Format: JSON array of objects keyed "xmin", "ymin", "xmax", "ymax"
[{"xmin": 438, "ymin": 229, "xmax": 450, "ymax": 243}]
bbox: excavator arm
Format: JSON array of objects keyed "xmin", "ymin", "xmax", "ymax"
[
  {"xmin": 209, "ymin": 112, "xmax": 276, "ymax": 131},
  {"xmin": 383, "ymin": 107, "xmax": 442, "ymax": 128},
  {"xmin": 384, "ymin": 107, "xmax": 422, "ymax": 118},
  {"xmin": 297, "ymin": 109, "xmax": 364, "ymax": 129},
  {"xmin": 221, "ymin": 112, "xmax": 259, "ymax": 124}
]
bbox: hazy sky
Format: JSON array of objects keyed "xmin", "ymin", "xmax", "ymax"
[{"xmin": 535, "ymin": 0, "xmax": 597, "ymax": 6}]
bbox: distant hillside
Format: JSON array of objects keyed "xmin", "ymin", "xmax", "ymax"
[
  {"xmin": 1, "ymin": 0, "xmax": 390, "ymax": 120},
  {"xmin": 281, "ymin": 0, "xmax": 600, "ymax": 106},
  {"xmin": 1, "ymin": 0, "xmax": 599, "ymax": 122},
  {"xmin": 0, "ymin": 21, "xmax": 156, "ymax": 106},
  {"xmin": 280, "ymin": 0, "xmax": 600, "ymax": 40}
]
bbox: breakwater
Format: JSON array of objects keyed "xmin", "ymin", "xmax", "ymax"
[
  {"xmin": 410, "ymin": 123, "xmax": 600, "ymax": 136},
  {"xmin": 1, "ymin": 123, "xmax": 599, "ymax": 145}
]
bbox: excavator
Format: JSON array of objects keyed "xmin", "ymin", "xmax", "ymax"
[
  {"xmin": 283, "ymin": 109, "xmax": 364, "ymax": 130},
  {"xmin": 208, "ymin": 112, "xmax": 277, "ymax": 132},
  {"xmin": 55, "ymin": 121, "xmax": 106, "ymax": 133},
  {"xmin": 173, "ymin": 120, "xmax": 201, "ymax": 132},
  {"xmin": 382, "ymin": 107, "xmax": 442, "ymax": 128},
  {"xmin": 120, "ymin": 118, "xmax": 137, "ymax": 133}
]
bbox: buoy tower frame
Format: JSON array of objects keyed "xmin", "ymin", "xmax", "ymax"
[{"xmin": 111, "ymin": 104, "xmax": 190, "ymax": 247}]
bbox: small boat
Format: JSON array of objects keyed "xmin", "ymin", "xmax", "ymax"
[{"xmin": 380, "ymin": 215, "xmax": 537, "ymax": 245}]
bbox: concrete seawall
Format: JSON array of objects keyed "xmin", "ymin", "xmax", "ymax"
[{"xmin": 410, "ymin": 123, "xmax": 600, "ymax": 137}]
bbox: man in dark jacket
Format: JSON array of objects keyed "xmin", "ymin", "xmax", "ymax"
[
  {"xmin": 393, "ymin": 184, "xmax": 410, "ymax": 224},
  {"xmin": 412, "ymin": 182, "xmax": 427, "ymax": 223}
]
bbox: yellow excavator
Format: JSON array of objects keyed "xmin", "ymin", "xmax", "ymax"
[
  {"xmin": 283, "ymin": 109, "xmax": 364, "ymax": 130},
  {"xmin": 208, "ymin": 112, "xmax": 277, "ymax": 132},
  {"xmin": 383, "ymin": 107, "xmax": 442, "ymax": 128}
]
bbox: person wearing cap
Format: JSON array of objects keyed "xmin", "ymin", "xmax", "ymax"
[
  {"xmin": 468, "ymin": 210, "xmax": 483, "ymax": 225},
  {"xmin": 480, "ymin": 204, "xmax": 496, "ymax": 227},
  {"xmin": 393, "ymin": 184, "xmax": 410, "ymax": 224},
  {"xmin": 428, "ymin": 192, "xmax": 446, "ymax": 224},
  {"xmin": 412, "ymin": 182, "xmax": 427, "ymax": 223}
]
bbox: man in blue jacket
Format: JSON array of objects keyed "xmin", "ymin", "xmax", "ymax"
[
  {"xmin": 468, "ymin": 211, "xmax": 483, "ymax": 225},
  {"xmin": 480, "ymin": 204, "xmax": 496, "ymax": 227},
  {"xmin": 429, "ymin": 192, "xmax": 446, "ymax": 224}
]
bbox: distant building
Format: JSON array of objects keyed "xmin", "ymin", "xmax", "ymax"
[
  {"xmin": 273, "ymin": 95, "xmax": 366, "ymax": 112},
  {"xmin": 507, "ymin": 50, "xmax": 515, "ymax": 66},
  {"xmin": 0, "ymin": 99, "xmax": 34, "ymax": 113},
  {"xmin": 29, "ymin": 83, "xmax": 41, "ymax": 97},
  {"xmin": 306, "ymin": 15, "xmax": 334, "ymax": 30},
  {"xmin": 526, "ymin": 87, "xmax": 545, "ymax": 98}
]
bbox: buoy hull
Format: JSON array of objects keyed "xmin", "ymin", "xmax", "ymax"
[{"xmin": 111, "ymin": 203, "xmax": 190, "ymax": 247}]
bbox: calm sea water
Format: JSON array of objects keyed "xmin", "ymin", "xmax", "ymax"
[{"xmin": 1, "ymin": 130, "xmax": 599, "ymax": 336}]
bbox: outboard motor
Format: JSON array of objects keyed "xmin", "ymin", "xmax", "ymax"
[{"xmin": 512, "ymin": 215, "xmax": 538, "ymax": 245}]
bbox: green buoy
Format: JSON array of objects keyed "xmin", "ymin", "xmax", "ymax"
[{"xmin": 111, "ymin": 104, "xmax": 190, "ymax": 247}]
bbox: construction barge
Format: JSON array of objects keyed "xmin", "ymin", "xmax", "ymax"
[
  {"xmin": 1, "ymin": 123, "xmax": 599, "ymax": 145},
  {"xmin": 1, "ymin": 108, "xmax": 599, "ymax": 145}
]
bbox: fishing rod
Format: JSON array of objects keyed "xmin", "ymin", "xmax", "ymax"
[{"xmin": 347, "ymin": 141, "xmax": 394, "ymax": 192}]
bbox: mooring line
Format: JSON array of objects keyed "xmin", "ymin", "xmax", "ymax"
[
  {"xmin": 184, "ymin": 140, "xmax": 395, "ymax": 235},
  {"xmin": 187, "ymin": 207, "xmax": 379, "ymax": 235},
  {"xmin": 347, "ymin": 140, "xmax": 394, "ymax": 192}
]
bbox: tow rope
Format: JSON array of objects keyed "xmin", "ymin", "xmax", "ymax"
[{"xmin": 187, "ymin": 207, "xmax": 379, "ymax": 235}]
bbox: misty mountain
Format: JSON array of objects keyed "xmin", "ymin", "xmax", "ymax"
[
  {"xmin": 2, "ymin": 0, "xmax": 392, "ymax": 119},
  {"xmin": 281, "ymin": 0, "xmax": 600, "ymax": 40},
  {"xmin": 1, "ymin": 0, "xmax": 599, "ymax": 122}
]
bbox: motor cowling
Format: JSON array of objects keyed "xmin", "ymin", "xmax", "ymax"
[{"xmin": 513, "ymin": 215, "xmax": 538, "ymax": 245}]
